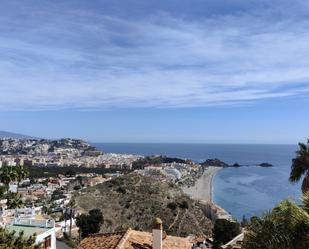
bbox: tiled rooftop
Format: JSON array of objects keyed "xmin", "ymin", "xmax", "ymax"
[
  {"xmin": 76, "ymin": 231, "xmax": 125, "ymax": 249},
  {"xmin": 77, "ymin": 228, "xmax": 192, "ymax": 249},
  {"xmin": 123, "ymin": 230, "xmax": 192, "ymax": 249}
]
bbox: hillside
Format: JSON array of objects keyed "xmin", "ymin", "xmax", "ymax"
[
  {"xmin": 74, "ymin": 173, "xmax": 213, "ymax": 237},
  {"xmin": 0, "ymin": 131, "xmax": 35, "ymax": 139},
  {"xmin": 0, "ymin": 138, "xmax": 97, "ymax": 155}
]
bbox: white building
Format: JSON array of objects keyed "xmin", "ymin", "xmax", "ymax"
[
  {"xmin": 8, "ymin": 183, "xmax": 18, "ymax": 193},
  {"xmin": 164, "ymin": 167, "xmax": 182, "ymax": 180},
  {"xmin": 7, "ymin": 218, "xmax": 56, "ymax": 249}
]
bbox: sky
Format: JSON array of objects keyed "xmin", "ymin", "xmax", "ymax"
[{"xmin": 0, "ymin": 0, "xmax": 309, "ymax": 143}]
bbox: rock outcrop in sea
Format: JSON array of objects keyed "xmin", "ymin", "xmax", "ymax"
[
  {"xmin": 257, "ymin": 162, "xmax": 273, "ymax": 167},
  {"xmin": 202, "ymin": 158, "xmax": 229, "ymax": 167}
]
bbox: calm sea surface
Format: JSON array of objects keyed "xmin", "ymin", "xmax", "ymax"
[{"xmin": 93, "ymin": 143, "xmax": 301, "ymax": 220}]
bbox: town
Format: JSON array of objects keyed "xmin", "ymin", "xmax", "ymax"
[
  {"xmin": 0, "ymin": 138, "xmax": 140, "ymax": 168},
  {"xmin": 0, "ymin": 138, "xmax": 239, "ymax": 249}
]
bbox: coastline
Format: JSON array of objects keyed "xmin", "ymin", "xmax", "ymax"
[{"xmin": 182, "ymin": 166, "xmax": 223, "ymax": 202}]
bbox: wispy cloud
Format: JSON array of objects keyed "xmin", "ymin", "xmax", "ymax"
[{"xmin": 0, "ymin": 0, "xmax": 309, "ymax": 110}]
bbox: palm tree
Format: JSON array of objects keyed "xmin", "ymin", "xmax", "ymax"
[
  {"xmin": 243, "ymin": 199, "xmax": 309, "ymax": 249},
  {"xmin": 302, "ymin": 191, "xmax": 309, "ymax": 214},
  {"xmin": 0, "ymin": 166, "xmax": 17, "ymax": 189},
  {"xmin": 6, "ymin": 192, "xmax": 24, "ymax": 209},
  {"xmin": 67, "ymin": 198, "xmax": 76, "ymax": 237},
  {"xmin": 0, "ymin": 166, "xmax": 10, "ymax": 186},
  {"xmin": 290, "ymin": 139, "xmax": 309, "ymax": 193},
  {"xmin": 15, "ymin": 165, "xmax": 29, "ymax": 192}
]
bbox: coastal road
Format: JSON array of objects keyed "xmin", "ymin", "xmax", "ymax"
[{"xmin": 183, "ymin": 166, "xmax": 222, "ymax": 202}]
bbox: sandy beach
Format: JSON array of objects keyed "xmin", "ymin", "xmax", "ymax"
[{"xmin": 182, "ymin": 166, "xmax": 223, "ymax": 202}]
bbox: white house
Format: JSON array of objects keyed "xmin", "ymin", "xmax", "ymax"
[{"xmin": 7, "ymin": 218, "xmax": 56, "ymax": 249}]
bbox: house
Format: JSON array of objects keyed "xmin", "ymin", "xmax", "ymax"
[
  {"xmin": 15, "ymin": 208, "xmax": 36, "ymax": 219},
  {"xmin": 77, "ymin": 218, "xmax": 193, "ymax": 249},
  {"xmin": 6, "ymin": 218, "xmax": 56, "ymax": 249},
  {"xmin": 31, "ymin": 188, "xmax": 47, "ymax": 198}
]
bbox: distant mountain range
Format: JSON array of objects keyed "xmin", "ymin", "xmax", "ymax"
[{"xmin": 0, "ymin": 131, "xmax": 36, "ymax": 139}]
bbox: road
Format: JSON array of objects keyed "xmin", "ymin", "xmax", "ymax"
[{"xmin": 56, "ymin": 240, "xmax": 73, "ymax": 249}]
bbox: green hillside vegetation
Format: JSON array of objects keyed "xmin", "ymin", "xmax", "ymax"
[{"xmin": 74, "ymin": 173, "xmax": 212, "ymax": 237}]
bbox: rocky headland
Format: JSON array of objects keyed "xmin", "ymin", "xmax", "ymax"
[{"xmin": 202, "ymin": 158, "xmax": 273, "ymax": 168}]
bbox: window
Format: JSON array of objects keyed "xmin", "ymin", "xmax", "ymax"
[{"xmin": 44, "ymin": 235, "xmax": 51, "ymax": 249}]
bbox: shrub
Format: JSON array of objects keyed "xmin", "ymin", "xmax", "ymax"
[
  {"xmin": 213, "ymin": 219, "xmax": 241, "ymax": 249},
  {"xmin": 76, "ymin": 209, "xmax": 104, "ymax": 238},
  {"xmin": 116, "ymin": 186, "xmax": 126, "ymax": 194},
  {"xmin": 167, "ymin": 202, "xmax": 177, "ymax": 210},
  {"xmin": 179, "ymin": 200, "xmax": 189, "ymax": 209}
]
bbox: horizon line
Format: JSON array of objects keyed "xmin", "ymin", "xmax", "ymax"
[{"xmin": 89, "ymin": 141, "xmax": 297, "ymax": 146}]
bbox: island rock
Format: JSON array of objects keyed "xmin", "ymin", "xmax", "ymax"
[{"xmin": 258, "ymin": 162, "xmax": 273, "ymax": 167}]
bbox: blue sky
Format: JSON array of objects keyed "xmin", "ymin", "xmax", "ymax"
[{"xmin": 0, "ymin": 0, "xmax": 309, "ymax": 143}]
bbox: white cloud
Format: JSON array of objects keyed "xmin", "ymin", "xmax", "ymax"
[{"xmin": 0, "ymin": 3, "xmax": 309, "ymax": 110}]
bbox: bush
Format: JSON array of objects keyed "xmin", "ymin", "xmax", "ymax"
[
  {"xmin": 213, "ymin": 219, "xmax": 241, "ymax": 249},
  {"xmin": 51, "ymin": 189, "xmax": 66, "ymax": 201},
  {"xmin": 74, "ymin": 185, "xmax": 81, "ymax": 191},
  {"xmin": 116, "ymin": 186, "xmax": 126, "ymax": 194},
  {"xmin": 65, "ymin": 169, "xmax": 76, "ymax": 177},
  {"xmin": 167, "ymin": 202, "xmax": 177, "ymax": 210},
  {"xmin": 179, "ymin": 200, "xmax": 189, "ymax": 209},
  {"xmin": 76, "ymin": 209, "xmax": 104, "ymax": 238}
]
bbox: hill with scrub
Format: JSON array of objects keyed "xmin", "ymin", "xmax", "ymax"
[
  {"xmin": 74, "ymin": 173, "xmax": 213, "ymax": 237},
  {"xmin": 0, "ymin": 131, "xmax": 36, "ymax": 139}
]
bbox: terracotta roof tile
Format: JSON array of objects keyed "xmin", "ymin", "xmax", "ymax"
[
  {"xmin": 76, "ymin": 231, "xmax": 126, "ymax": 249},
  {"xmin": 121, "ymin": 230, "xmax": 192, "ymax": 249},
  {"xmin": 76, "ymin": 229, "xmax": 192, "ymax": 249}
]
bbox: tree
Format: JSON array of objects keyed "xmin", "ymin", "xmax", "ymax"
[
  {"xmin": 0, "ymin": 165, "xmax": 28, "ymax": 193},
  {"xmin": 213, "ymin": 219, "xmax": 241, "ymax": 249},
  {"xmin": 0, "ymin": 166, "xmax": 17, "ymax": 188},
  {"xmin": 15, "ymin": 165, "xmax": 29, "ymax": 192},
  {"xmin": 65, "ymin": 169, "xmax": 76, "ymax": 177},
  {"xmin": 76, "ymin": 209, "xmax": 103, "ymax": 238},
  {"xmin": 290, "ymin": 139, "xmax": 309, "ymax": 193},
  {"xmin": 0, "ymin": 185, "xmax": 6, "ymax": 199},
  {"xmin": 0, "ymin": 228, "xmax": 40, "ymax": 249},
  {"xmin": 241, "ymin": 215, "xmax": 249, "ymax": 227},
  {"xmin": 63, "ymin": 199, "xmax": 77, "ymax": 236},
  {"xmin": 242, "ymin": 199, "xmax": 309, "ymax": 249},
  {"xmin": 303, "ymin": 190, "xmax": 309, "ymax": 213},
  {"xmin": 6, "ymin": 192, "xmax": 24, "ymax": 209},
  {"xmin": 51, "ymin": 189, "xmax": 65, "ymax": 201}
]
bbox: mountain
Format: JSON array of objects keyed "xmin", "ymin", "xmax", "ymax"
[
  {"xmin": 0, "ymin": 131, "xmax": 36, "ymax": 139},
  {"xmin": 75, "ymin": 173, "xmax": 213, "ymax": 237}
]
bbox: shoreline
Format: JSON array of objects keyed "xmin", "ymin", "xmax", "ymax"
[
  {"xmin": 182, "ymin": 166, "xmax": 223, "ymax": 202},
  {"xmin": 210, "ymin": 166, "xmax": 220, "ymax": 202}
]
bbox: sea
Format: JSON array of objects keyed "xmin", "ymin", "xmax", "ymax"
[{"xmin": 93, "ymin": 143, "xmax": 302, "ymax": 220}]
